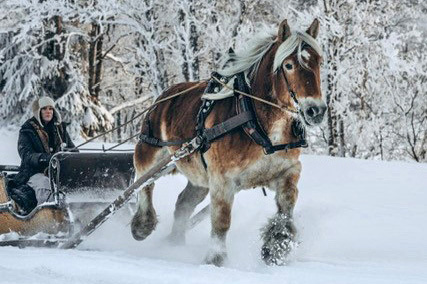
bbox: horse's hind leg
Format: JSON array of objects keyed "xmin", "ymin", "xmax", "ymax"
[
  {"xmin": 261, "ymin": 161, "xmax": 301, "ymax": 265},
  {"xmin": 168, "ymin": 181, "xmax": 209, "ymax": 244},
  {"xmin": 131, "ymin": 143, "xmax": 166, "ymax": 241}
]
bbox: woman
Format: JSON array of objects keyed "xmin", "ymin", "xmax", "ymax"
[{"xmin": 7, "ymin": 97, "xmax": 76, "ymax": 214}]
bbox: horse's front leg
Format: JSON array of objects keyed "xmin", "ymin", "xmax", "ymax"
[
  {"xmin": 131, "ymin": 184, "xmax": 158, "ymax": 240},
  {"xmin": 261, "ymin": 161, "xmax": 301, "ymax": 265},
  {"xmin": 205, "ymin": 184, "xmax": 234, "ymax": 266},
  {"xmin": 131, "ymin": 143, "xmax": 165, "ymax": 241}
]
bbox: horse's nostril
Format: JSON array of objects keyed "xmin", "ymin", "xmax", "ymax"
[{"xmin": 306, "ymin": 107, "xmax": 317, "ymax": 118}]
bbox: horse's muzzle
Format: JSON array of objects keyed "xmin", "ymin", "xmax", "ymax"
[{"xmin": 301, "ymin": 100, "xmax": 327, "ymax": 126}]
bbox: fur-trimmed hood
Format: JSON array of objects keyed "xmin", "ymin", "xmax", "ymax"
[{"xmin": 32, "ymin": 97, "xmax": 62, "ymax": 126}]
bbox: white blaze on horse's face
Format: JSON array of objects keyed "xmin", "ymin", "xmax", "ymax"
[{"xmin": 301, "ymin": 49, "xmax": 311, "ymax": 61}]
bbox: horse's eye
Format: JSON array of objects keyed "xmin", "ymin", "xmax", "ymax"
[{"xmin": 284, "ymin": 63, "xmax": 293, "ymax": 70}]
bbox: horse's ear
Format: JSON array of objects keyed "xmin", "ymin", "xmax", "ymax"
[
  {"xmin": 306, "ymin": 18, "xmax": 320, "ymax": 39},
  {"xmin": 278, "ymin": 19, "xmax": 291, "ymax": 42}
]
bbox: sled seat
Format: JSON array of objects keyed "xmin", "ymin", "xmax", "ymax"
[
  {"xmin": 50, "ymin": 152, "xmax": 134, "ymax": 194},
  {"xmin": 49, "ymin": 152, "xmax": 135, "ymax": 204}
]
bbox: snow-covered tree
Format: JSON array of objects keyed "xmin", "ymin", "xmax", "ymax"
[
  {"xmin": 0, "ymin": 0, "xmax": 116, "ymax": 138},
  {"xmin": 0, "ymin": 0, "xmax": 425, "ymax": 162},
  {"xmin": 296, "ymin": 0, "xmax": 426, "ymax": 162}
]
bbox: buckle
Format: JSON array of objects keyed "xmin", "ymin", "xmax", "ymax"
[{"xmin": 263, "ymin": 146, "xmax": 275, "ymax": 155}]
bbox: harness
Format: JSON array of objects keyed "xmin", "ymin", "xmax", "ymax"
[{"xmin": 139, "ymin": 71, "xmax": 307, "ymax": 168}]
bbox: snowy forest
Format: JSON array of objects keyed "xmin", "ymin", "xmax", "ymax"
[{"xmin": 0, "ymin": 0, "xmax": 426, "ymax": 162}]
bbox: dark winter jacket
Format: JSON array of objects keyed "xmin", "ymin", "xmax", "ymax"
[{"xmin": 12, "ymin": 116, "xmax": 76, "ymax": 187}]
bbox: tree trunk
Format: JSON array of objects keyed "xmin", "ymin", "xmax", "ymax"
[
  {"xmin": 155, "ymin": 48, "xmax": 168, "ymax": 92},
  {"xmin": 189, "ymin": 2, "xmax": 199, "ymax": 81},
  {"xmin": 116, "ymin": 111, "xmax": 122, "ymax": 143},
  {"xmin": 209, "ymin": 4, "xmax": 221, "ymax": 68},
  {"xmin": 327, "ymin": 103, "xmax": 339, "ymax": 156},
  {"xmin": 323, "ymin": 0, "xmax": 340, "ymax": 157},
  {"xmin": 178, "ymin": 9, "xmax": 190, "ymax": 81},
  {"xmin": 420, "ymin": 130, "xmax": 427, "ymax": 162},
  {"xmin": 178, "ymin": 0, "xmax": 199, "ymax": 81},
  {"xmin": 326, "ymin": 44, "xmax": 339, "ymax": 156},
  {"xmin": 379, "ymin": 130, "xmax": 384, "ymax": 160},
  {"xmin": 338, "ymin": 116, "xmax": 345, "ymax": 157},
  {"xmin": 43, "ymin": 15, "xmax": 68, "ymax": 99},
  {"xmin": 135, "ymin": 4, "xmax": 169, "ymax": 96},
  {"xmin": 88, "ymin": 23, "xmax": 104, "ymax": 102},
  {"xmin": 231, "ymin": 0, "xmax": 246, "ymax": 49}
]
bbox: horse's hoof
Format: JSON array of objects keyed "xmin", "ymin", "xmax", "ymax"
[
  {"xmin": 130, "ymin": 210, "xmax": 157, "ymax": 241},
  {"xmin": 260, "ymin": 213, "xmax": 297, "ymax": 265},
  {"xmin": 261, "ymin": 245, "xmax": 274, "ymax": 265},
  {"xmin": 261, "ymin": 243, "xmax": 286, "ymax": 266},
  {"xmin": 205, "ymin": 251, "xmax": 226, "ymax": 267}
]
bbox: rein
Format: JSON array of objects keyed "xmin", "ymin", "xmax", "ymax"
[
  {"xmin": 281, "ymin": 68, "xmax": 302, "ymax": 113},
  {"xmin": 211, "ymin": 75, "xmax": 299, "ymax": 114},
  {"xmin": 70, "ymin": 82, "xmax": 206, "ymax": 152}
]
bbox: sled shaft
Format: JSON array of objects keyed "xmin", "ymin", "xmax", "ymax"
[{"xmin": 188, "ymin": 204, "xmax": 210, "ymax": 230}]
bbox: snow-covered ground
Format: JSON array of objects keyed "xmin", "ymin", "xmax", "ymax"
[{"xmin": 0, "ymin": 128, "xmax": 426, "ymax": 284}]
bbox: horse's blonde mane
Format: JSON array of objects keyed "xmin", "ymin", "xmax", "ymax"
[
  {"xmin": 218, "ymin": 28, "xmax": 323, "ymax": 78},
  {"xmin": 218, "ymin": 29, "xmax": 276, "ymax": 78}
]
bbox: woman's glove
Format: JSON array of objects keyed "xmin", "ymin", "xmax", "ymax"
[{"xmin": 38, "ymin": 153, "xmax": 53, "ymax": 168}]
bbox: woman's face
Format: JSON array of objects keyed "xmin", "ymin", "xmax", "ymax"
[{"xmin": 41, "ymin": 106, "xmax": 54, "ymax": 123}]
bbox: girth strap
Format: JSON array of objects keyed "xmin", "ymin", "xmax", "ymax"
[
  {"xmin": 198, "ymin": 110, "xmax": 254, "ymax": 169},
  {"xmin": 203, "ymin": 111, "xmax": 254, "ymax": 142}
]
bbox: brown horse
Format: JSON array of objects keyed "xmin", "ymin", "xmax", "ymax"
[{"xmin": 131, "ymin": 19, "xmax": 326, "ymax": 266}]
